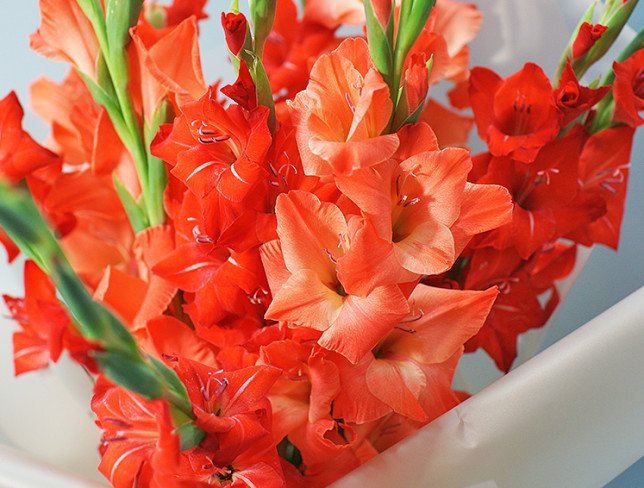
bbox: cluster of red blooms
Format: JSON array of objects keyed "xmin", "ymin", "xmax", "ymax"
[{"xmin": 0, "ymin": 0, "xmax": 642, "ymax": 486}]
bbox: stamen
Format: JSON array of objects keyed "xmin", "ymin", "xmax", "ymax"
[
  {"xmin": 534, "ymin": 168, "xmax": 560, "ymax": 186},
  {"xmin": 395, "ymin": 326, "xmax": 417, "ymax": 334},
  {"xmin": 345, "ymin": 92, "xmax": 355, "ymax": 113},
  {"xmin": 103, "ymin": 418, "xmax": 133, "ymax": 429},
  {"xmin": 324, "ymin": 247, "xmax": 338, "ymax": 264},
  {"xmin": 400, "ymin": 308, "xmax": 425, "ymax": 323},
  {"xmin": 101, "ymin": 436, "xmax": 129, "ymax": 444},
  {"xmin": 403, "ymin": 197, "xmax": 421, "ymax": 207},
  {"xmin": 198, "ymin": 135, "xmax": 230, "ymax": 144},
  {"xmin": 213, "ymin": 378, "xmax": 229, "ymax": 399},
  {"xmin": 278, "ymin": 163, "xmax": 298, "ymax": 178},
  {"xmin": 193, "ymin": 225, "xmax": 214, "ymax": 244},
  {"xmin": 197, "ymin": 127, "xmax": 216, "ymax": 136},
  {"xmin": 494, "ymin": 277, "xmax": 519, "ymax": 294},
  {"xmin": 249, "ymin": 287, "xmax": 269, "ymax": 305}
]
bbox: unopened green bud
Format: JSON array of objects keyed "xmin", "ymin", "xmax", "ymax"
[{"xmin": 364, "ymin": 0, "xmax": 395, "ymax": 84}]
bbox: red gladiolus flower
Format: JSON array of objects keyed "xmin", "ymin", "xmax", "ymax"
[
  {"xmin": 469, "ymin": 63, "xmax": 560, "ymax": 163},
  {"xmin": 4, "ymin": 260, "xmax": 97, "ymax": 375},
  {"xmin": 0, "ymin": 92, "xmax": 60, "ymax": 183},
  {"xmin": 152, "ymin": 86, "xmax": 272, "ymax": 203},
  {"xmin": 174, "ymin": 360, "xmax": 281, "ymax": 450},
  {"xmin": 613, "ymin": 48, "xmax": 644, "ymax": 127},
  {"xmin": 463, "ymin": 243, "xmax": 577, "ymax": 372},
  {"xmin": 473, "ymin": 129, "xmax": 606, "ymax": 259},
  {"xmin": 92, "ymin": 378, "xmax": 176, "ymax": 488},
  {"xmin": 150, "ymin": 435, "xmax": 286, "ymax": 488},
  {"xmin": 568, "ymin": 126, "xmax": 634, "ymax": 248}
]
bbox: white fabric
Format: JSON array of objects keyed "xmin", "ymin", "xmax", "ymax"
[{"xmin": 0, "ymin": 445, "xmax": 106, "ymax": 488}]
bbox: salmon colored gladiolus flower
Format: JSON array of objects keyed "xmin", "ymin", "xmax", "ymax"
[
  {"xmin": 262, "ymin": 190, "xmax": 410, "ymax": 363},
  {"xmin": 288, "ymin": 38, "xmax": 399, "ymax": 176},
  {"xmin": 330, "ymin": 285, "xmax": 498, "ymax": 423}
]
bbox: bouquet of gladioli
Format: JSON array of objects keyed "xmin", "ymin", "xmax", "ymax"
[{"xmin": 0, "ymin": 0, "xmax": 642, "ymax": 486}]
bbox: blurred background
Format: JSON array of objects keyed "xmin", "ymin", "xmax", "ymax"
[{"xmin": 0, "ymin": 1, "xmax": 641, "ymax": 486}]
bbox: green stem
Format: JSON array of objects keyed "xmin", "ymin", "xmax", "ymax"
[
  {"xmin": 75, "ymin": 0, "xmax": 166, "ymax": 229},
  {"xmin": 0, "ymin": 182, "xmax": 201, "ymax": 447}
]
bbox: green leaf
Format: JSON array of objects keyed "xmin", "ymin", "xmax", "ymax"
[
  {"xmin": 112, "ymin": 173, "xmax": 149, "ymax": 232},
  {"xmin": 95, "ymin": 351, "xmax": 165, "ymax": 399},
  {"xmin": 75, "ymin": 70, "xmax": 123, "ymax": 126}
]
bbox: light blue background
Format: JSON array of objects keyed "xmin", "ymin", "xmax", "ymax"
[{"xmin": 0, "ymin": 1, "xmax": 641, "ymax": 486}]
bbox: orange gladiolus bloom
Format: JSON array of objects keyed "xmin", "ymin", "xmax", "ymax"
[
  {"xmin": 30, "ymin": 0, "xmax": 100, "ymax": 80},
  {"xmin": 288, "ymin": 38, "xmax": 399, "ymax": 176},
  {"xmin": 263, "ymin": 191, "xmax": 410, "ymax": 364}
]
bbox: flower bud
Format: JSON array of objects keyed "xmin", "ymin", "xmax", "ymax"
[
  {"xmin": 572, "ymin": 22, "xmax": 608, "ymax": 59},
  {"xmin": 371, "ymin": 0, "xmax": 394, "ymax": 31},
  {"xmin": 221, "ymin": 60, "xmax": 258, "ymax": 111},
  {"xmin": 364, "ymin": 0, "xmax": 395, "ymax": 82},
  {"xmin": 221, "ymin": 12, "xmax": 249, "ymax": 57}
]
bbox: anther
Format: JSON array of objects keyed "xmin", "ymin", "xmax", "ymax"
[
  {"xmin": 404, "ymin": 197, "xmax": 421, "ymax": 207},
  {"xmin": 395, "ymin": 326, "xmax": 417, "ymax": 334},
  {"xmin": 324, "ymin": 247, "xmax": 338, "ymax": 264},
  {"xmin": 400, "ymin": 309, "xmax": 425, "ymax": 323},
  {"xmin": 345, "ymin": 93, "xmax": 356, "ymax": 112}
]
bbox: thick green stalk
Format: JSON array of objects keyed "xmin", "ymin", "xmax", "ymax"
[
  {"xmin": 75, "ymin": 0, "xmax": 166, "ymax": 229},
  {"xmin": 0, "ymin": 182, "xmax": 201, "ymax": 447}
]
